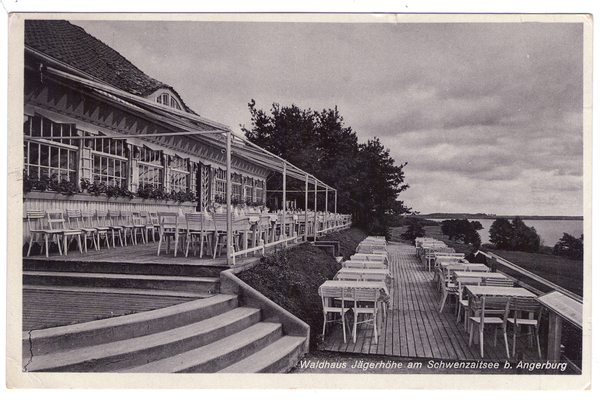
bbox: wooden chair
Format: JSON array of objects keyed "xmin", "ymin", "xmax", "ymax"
[
  {"xmin": 25, "ymin": 210, "xmax": 63, "ymax": 257},
  {"xmin": 149, "ymin": 212, "xmax": 161, "ymax": 242},
  {"xmin": 319, "ymin": 286, "xmax": 351, "ymax": 343},
  {"xmin": 157, "ymin": 212, "xmax": 181, "ymax": 257},
  {"xmin": 439, "ymin": 273, "xmax": 459, "ymax": 313},
  {"xmin": 80, "ymin": 210, "xmax": 100, "ymax": 251},
  {"xmin": 211, "ymin": 214, "xmax": 250, "ymax": 258},
  {"xmin": 468, "ymin": 295, "xmax": 510, "ymax": 358},
  {"xmin": 139, "ymin": 211, "xmax": 157, "ymax": 243},
  {"xmin": 352, "ymin": 287, "xmax": 380, "ymax": 344},
  {"xmin": 118, "ymin": 210, "xmax": 137, "ymax": 245},
  {"xmin": 46, "ymin": 210, "xmax": 83, "ymax": 256},
  {"xmin": 107, "ymin": 210, "xmax": 125, "ymax": 248},
  {"xmin": 184, "ymin": 212, "xmax": 210, "ymax": 258},
  {"xmin": 66, "ymin": 209, "xmax": 98, "ymax": 252},
  {"xmin": 92, "ymin": 210, "xmax": 112, "ymax": 249},
  {"xmin": 456, "ymin": 279, "xmax": 480, "ymax": 330},
  {"xmin": 503, "ymin": 297, "xmax": 543, "ymax": 359},
  {"xmin": 131, "ymin": 211, "xmax": 147, "ymax": 244}
]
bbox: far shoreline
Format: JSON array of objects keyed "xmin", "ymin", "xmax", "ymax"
[{"xmin": 418, "ymin": 213, "xmax": 583, "ymax": 221}]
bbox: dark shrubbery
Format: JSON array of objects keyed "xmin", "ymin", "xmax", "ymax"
[
  {"xmin": 400, "ymin": 217, "xmax": 426, "ymax": 245},
  {"xmin": 553, "ymin": 233, "xmax": 584, "ymax": 260},
  {"xmin": 440, "ymin": 219, "xmax": 482, "ymax": 249},
  {"xmin": 489, "ymin": 217, "xmax": 541, "ymax": 252}
]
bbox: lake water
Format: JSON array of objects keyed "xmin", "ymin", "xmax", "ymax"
[{"xmin": 429, "ymin": 218, "xmax": 583, "ymax": 247}]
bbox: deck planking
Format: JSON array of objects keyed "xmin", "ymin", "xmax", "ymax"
[{"xmin": 323, "ymin": 242, "xmax": 542, "ymax": 363}]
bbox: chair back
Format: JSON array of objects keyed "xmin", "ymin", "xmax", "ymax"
[
  {"xmin": 336, "ymin": 272, "xmax": 361, "ymax": 281},
  {"xmin": 26, "ymin": 210, "xmax": 47, "ymax": 231},
  {"xmin": 361, "ymin": 273, "xmax": 387, "ymax": 283},
  {"xmin": 66, "ymin": 209, "xmax": 83, "ymax": 229},
  {"xmin": 158, "ymin": 212, "xmax": 179, "ymax": 233},
  {"xmin": 185, "ymin": 212, "xmax": 204, "ymax": 232},
  {"xmin": 353, "ymin": 287, "xmax": 379, "ymax": 307},
  {"xmin": 81, "ymin": 210, "xmax": 95, "ymax": 228},
  {"xmin": 149, "ymin": 211, "xmax": 160, "ymax": 226},
  {"xmin": 470, "ymin": 295, "xmax": 509, "ymax": 321},
  {"xmin": 482, "ymin": 277, "xmax": 514, "ymax": 287},
  {"xmin": 95, "ymin": 209, "xmax": 110, "ymax": 227},
  {"xmin": 107, "ymin": 210, "xmax": 121, "ymax": 225},
  {"xmin": 132, "ymin": 211, "xmax": 144, "ymax": 226},
  {"xmin": 46, "ymin": 210, "xmax": 67, "ymax": 230},
  {"xmin": 319, "ymin": 286, "xmax": 349, "ymax": 309},
  {"xmin": 509, "ymin": 296, "xmax": 543, "ymax": 323},
  {"xmin": 120, "ymin": 210, "xmax": 134, "ymax": 224}
]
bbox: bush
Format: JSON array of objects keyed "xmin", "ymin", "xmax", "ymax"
[
  {"xmin": 553, "ymin": 233, "xmax": 584, "ymax": 260},
  {"xmin": 489, "ymin": 217, "xmax": 541, "ymax": 252}
]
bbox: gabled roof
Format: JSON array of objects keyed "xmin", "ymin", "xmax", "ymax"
[{"xmin": 24, "ymin": 19, "xmax": 195, "ymax": 114}]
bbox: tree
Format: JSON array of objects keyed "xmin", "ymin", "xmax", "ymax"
[
  {"xmin": 489, "ymin": 217, "xmax": 541, "ymax": 252},
  {"xmin": 510, "ymin": 217, "xmax": 541, "ymax": 252},
  {"xmin": 400, "ymin": 218, "xmax": 426, "ymax": 245},
  {"xmin": 440, "ymin": 219, "xmax": 482, "ymax": 249},
  {"xmin": 489, "ymin": 218, "xmax": 513, "ymax": 250},
  {"xmin": 553, "ymin": 233, "xmax": 584, "ymax": 260},
  {"xmin": 241, "ymin": 101, "xmax": 410, "ymax": 235}
]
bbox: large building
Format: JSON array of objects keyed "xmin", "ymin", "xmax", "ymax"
[{"xmin": 22, "ymin": 20, "xmax": 271, "ymax": 244}]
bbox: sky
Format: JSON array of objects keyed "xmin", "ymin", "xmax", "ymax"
[{"xmin": 71, "ymin": 17, "xmax": 585, "ymax": 217}]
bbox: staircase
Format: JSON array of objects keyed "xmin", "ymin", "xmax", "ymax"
[{"xmin": 22, "ymin": 259, "xmax": 309, "ymax": 373}]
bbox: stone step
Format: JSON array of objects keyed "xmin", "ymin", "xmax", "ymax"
[
  {"xmin": 219, "ymin": 335, "xmax": 307, "ymax": 373},
  {"xmin": 22, "ymin": 258, "xmax": 226, "ymax": 278},
  {"xmin": 23, "ymin": 305, "xmax": 260, "ymax": 372},
  {"xmin": 122, "ymin": 322, "xmax": 282, "ymax": 373},
  {"xmin": 23, "ymin": 270, "xmax": 220, "ymax": 293},
  {"xmin": 24, "ymin": 293, "xmax": 238, "ymax": 357}
]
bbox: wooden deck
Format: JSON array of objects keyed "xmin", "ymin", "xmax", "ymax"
[
  {"xmin": 23, "ymin": 240, "xmax": 262, "ymax": 268},
  {"xmin": 322, "ymin": 242, "xmax": 542, "ymax": 362}
]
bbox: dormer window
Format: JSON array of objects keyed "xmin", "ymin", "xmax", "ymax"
[{"xmin": 156, "ymin": 92, "xmax": 182, "ymax": 111}]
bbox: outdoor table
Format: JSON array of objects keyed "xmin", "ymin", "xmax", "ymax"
[
  {"xmin": 452, "ymin": 271, "xmax": 507, "ymax": 284},
  {"xmin": 464, "ymin": 285, "xmax": 537, "ymax": 344},
  {"xmin": 465, "ymin": 285, "xmax": 536, "ymax": 299},
  {"xmin": 319, "ymin": 279, "xmax": 391, "ymax": 323},
  {"xmin": 343, "ymin": 260, "xmax": 388, "ymax": 270},
  {"xmin": 351, "ymin": 253, "xmax": 388, "ymax": 264},
  {"xmin": 335, "ymin": 268, "xmax": 392, "ymax": 288}
]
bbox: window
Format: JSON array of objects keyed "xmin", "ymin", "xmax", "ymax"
[
  {"xmin": 244, "ymin": 176, "xmax": 254, "ymax": 203},
  {"xmin": 156, "ymin": 92, "xmax": 182, "ymax": 111},
  {"xmin": 137, "ymin": 146, "xmax": 163, "ymax": 188},
  {"xmin": 23, "ymin": 115, "xmax": 78, "ymax": 183},
  {"xmin": 231, "ymin": 173, "xmax": 242, "ymax": 201},
  {"xmin": 91, "ymin": 136, "xmax": 127, "ymax": 188},
  {"xmin": 255, "ymin": 180, "xmax": 264, "ymax": 203},
  {"xmin": 169, "ymin": 155, "xmax": 189, "ymax": 193},
  {"xmin": 214, "ymin": 168, "xmax": 226, "ymax": 201}
]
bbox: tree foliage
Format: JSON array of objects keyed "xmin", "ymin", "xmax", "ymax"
[
  {"xmin": 440, "ymin": 219, "xmax": 482, "ymax": 249},
  {"xmin": 489, "ymin": 217, "xmax": 541, "ymax": 252},
  {"xmin": 241, "ymin": 100, "xmax": 410, "ymax": 235},
  {"xmin": 553, "ymin": 233, "xmax": 584, "ymax": 260},
  {"xmin": 400, "ymin": 218, "xmax": 426, "ymax": 245}
]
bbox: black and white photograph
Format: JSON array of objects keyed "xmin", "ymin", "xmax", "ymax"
[{"xmin": 4, "ymin": 9, "xmax": 592, "ymax": 391}]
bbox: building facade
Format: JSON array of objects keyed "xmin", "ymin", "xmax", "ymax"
[{"xmin": 22, "ymin": 20, "xmax": 268, "ymax": 244}]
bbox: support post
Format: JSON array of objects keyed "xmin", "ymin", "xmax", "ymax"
[
  {"xmin": 304, "ymin": 174, "xmax": 309, "ymax": 241},
  {"xmin": 282, "ymin": 162, "xmax": 287, "ymax": 244},
  {"xmin": 226, "ymin": 130, "xmax": 233, "ymax": 266},
  {"xmin": 314, "ymin": 176, "xmax": 318, "ymax": 241}
]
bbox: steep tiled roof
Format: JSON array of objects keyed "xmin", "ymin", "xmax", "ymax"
[{"xmin": 25, "ymin": 19, "xmax": 194, "ymax": 113}]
